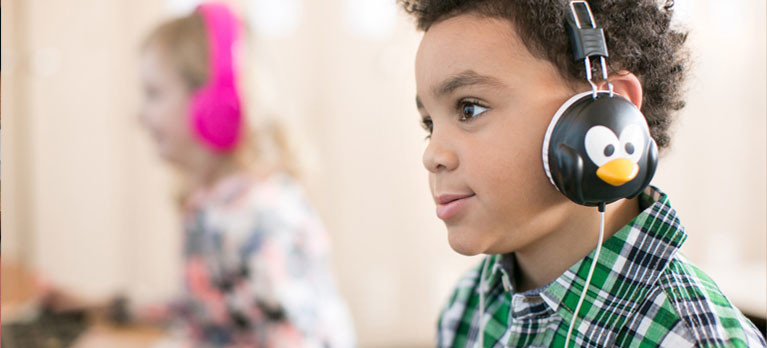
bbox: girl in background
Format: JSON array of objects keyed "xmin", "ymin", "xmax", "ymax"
[{"xmin": 138, "ymin": 3, "xmax": 355, "ymax": 347}]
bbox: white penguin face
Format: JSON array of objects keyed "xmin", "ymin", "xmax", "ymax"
[{"xmin": 584, "ymin": 124, "xmax": 645, "ymax": 166}]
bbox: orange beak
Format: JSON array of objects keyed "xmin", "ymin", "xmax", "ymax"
[{"xmin": 597, "ymin": 158, "xmax": 639, "ymax": 186}]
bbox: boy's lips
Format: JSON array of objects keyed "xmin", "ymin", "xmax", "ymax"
[{"xmin": 434, "ymin": 193, "xmax": 476, "ymax": 220}]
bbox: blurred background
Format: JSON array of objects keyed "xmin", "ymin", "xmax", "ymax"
[{"xmin": 1, "ymin": 0, "xmax": 765, "ymax": 346}]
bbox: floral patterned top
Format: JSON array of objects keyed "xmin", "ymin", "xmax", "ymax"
[{"xmin": 176, "ymin": 172, "xmax": 355, "ymax": 348}]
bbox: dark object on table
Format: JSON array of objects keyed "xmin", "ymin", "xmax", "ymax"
[
  {"xmin": 1, "ymin": 306, "xmax": 88, "ymax": 348},
  {"xmin": 107, "ymin": 295, "xmax": 132, "ymax": 326}
]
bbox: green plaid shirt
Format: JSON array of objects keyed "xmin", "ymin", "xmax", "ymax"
[{"xmin": 437, "ymin": 187, "xmax": 766, "ymax": 347}]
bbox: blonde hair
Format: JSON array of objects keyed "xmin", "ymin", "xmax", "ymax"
[
  {"xmin": 142, "ymin": 11, "xmax": 299, "ymax": 203},
  {"xmin": 144, "ymin": 12, "xmax": 210, "ymax": 91}
]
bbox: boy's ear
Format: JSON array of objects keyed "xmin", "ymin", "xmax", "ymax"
[{"xmin": 600, "ymin": 71, "xmax": 643, "ymax": 109}]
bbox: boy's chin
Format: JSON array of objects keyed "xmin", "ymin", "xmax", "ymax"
[{"xmin": 446, "ymin": 226, "xmax": 494, "ymax": 256}]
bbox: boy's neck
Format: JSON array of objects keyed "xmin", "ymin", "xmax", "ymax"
[{"xmin": 512, "ymin": 197, "xmax": 641, "ymax": 292}]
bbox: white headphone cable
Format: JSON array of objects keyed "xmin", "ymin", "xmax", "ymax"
[
  {"xmin": 477, "ymin": 255, "xmax": 492, "ymax": 348},
  {"xmin": 565, "ymin": 204, "xmax": 606, "ymax": 348}
]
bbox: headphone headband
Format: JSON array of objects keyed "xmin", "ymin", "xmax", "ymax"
[
  {"xmin": 190, "ymin": 3, "xmax": 244, "ymax": 152},
  {"xmin": 566, "ymin": 1, "xmax": 613, "ymax": 97},
  {"xmin": 196, "ymin": 3, "xmax": 240, "ymax": 87}
]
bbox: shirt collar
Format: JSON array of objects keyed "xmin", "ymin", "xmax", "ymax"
[{"xmin": 481, "ymin": 186, "xmax": 687, "ymax": 325}]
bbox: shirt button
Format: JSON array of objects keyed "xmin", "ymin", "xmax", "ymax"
[{"xmin": 511, "ymin": 294, "xmax": 526, "ymax": 312}]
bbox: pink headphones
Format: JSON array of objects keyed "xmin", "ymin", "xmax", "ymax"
[{"xmin": 191, "ymin": 3, "xmax": 243, "ymax": 152}]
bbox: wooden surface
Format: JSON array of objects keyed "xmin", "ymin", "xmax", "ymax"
[
  {"xmin": 72, "ymin": 323, "xmax": 165, "ymax": 348},
  {"xmin": 2, "ymin": 262, "xmax": 167, "ymax": 348},
  {"xmin": 1, "ymin": 262, "xmax": 40, "ymax": 319}
]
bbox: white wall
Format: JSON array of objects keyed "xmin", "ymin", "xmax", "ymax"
[{"xmin": 651, "ymin": 0, "xmax": 766, "ymax": 315}]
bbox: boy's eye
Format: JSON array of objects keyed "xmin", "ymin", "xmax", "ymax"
[
  {"xmin": 459, "ymin": 102, "xmax": 488, "ymax": 121},
  {"xmin": 421, "ymin": 116, "xmax": 433, "ymax": 138}
]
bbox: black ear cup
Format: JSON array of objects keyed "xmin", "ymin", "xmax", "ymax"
[{"xmin": 542, "ymin": 91, "xmax": 658, "ymax": 206}]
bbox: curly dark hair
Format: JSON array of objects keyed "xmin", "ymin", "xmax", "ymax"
[{"xmin": 399, "ymin": 0, "xmax": 689, "ymax": 151}]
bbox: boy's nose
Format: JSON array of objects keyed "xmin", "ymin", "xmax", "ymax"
[{"xmin": 422, "ymin": 133, "xmax": 458, "ymax": 173}]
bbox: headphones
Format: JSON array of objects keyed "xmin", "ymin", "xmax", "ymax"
[
  {"xmin": 190, "ymin": 3, "xmax": 243, "ymax": 152},
  {"xmin": 542, "ymin": 1, "xmax": 658, "ymax": 208}
]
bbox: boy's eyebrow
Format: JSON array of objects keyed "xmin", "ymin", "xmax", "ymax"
[{"xmin": 434, "ymin": 70, "xmax": 505, "ymax": 97}]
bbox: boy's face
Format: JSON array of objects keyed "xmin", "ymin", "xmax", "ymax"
[{"xmin": 415, "ymin": 14, "xmax": 579, "ymax": 256}]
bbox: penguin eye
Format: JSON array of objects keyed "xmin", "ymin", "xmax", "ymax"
[
  {"xmin": 619, "ymin": 124, "xmax": 645, "ymax": 163},
  {"xmin": 585, "ymin": 125, "xmax": 620, "ymax": 167}
]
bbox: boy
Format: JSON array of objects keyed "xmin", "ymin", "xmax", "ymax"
[{"xmin": 399, "ymin": 0, "xmax": 766, "ymax": 346}]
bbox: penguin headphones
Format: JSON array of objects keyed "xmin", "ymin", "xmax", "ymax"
[
  {"xmin": 542, "ymin": 1, "xmax": 658, "ymax": 209},
  {"xmin": 190, "ymin": 3, "xmax": 244, "ymax": 152}
]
